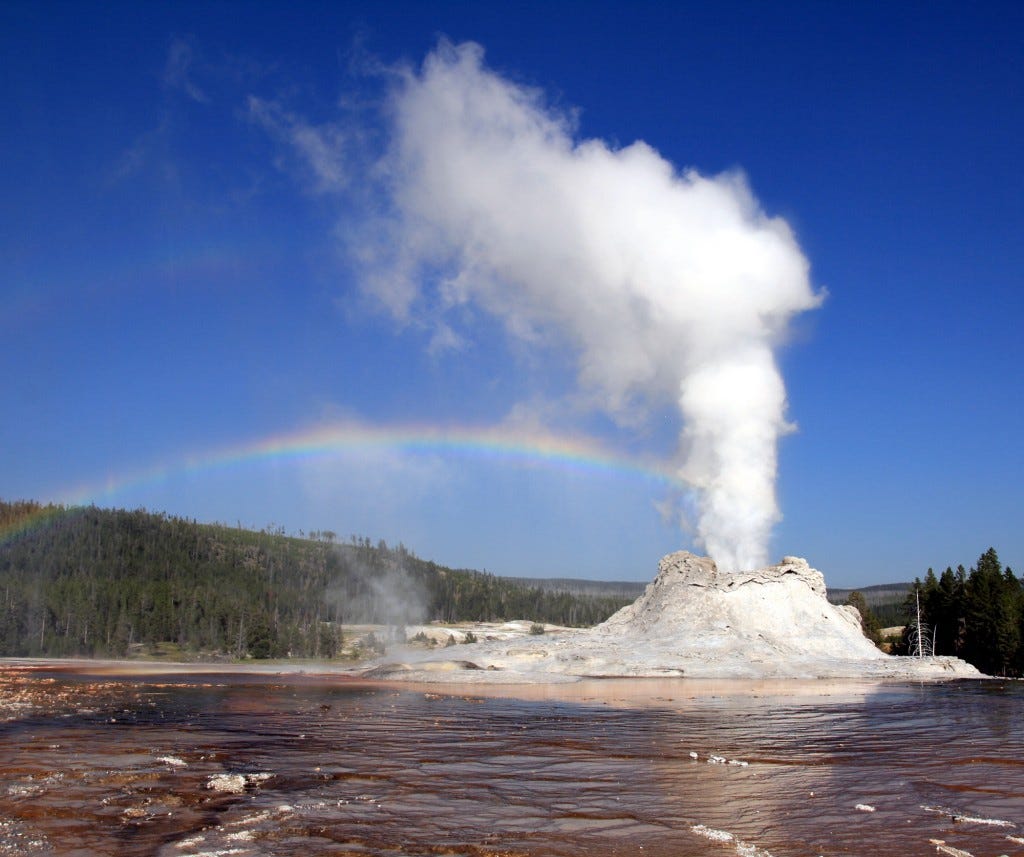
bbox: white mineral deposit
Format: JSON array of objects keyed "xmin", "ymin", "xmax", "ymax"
[{"xmin": 365, "ymin": 551, "xmax": 982, "ymax": 682}]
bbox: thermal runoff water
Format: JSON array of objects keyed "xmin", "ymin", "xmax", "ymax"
[{"xmin": 1, "ymin": 667, "xmax": 1022, "ymax": 857}]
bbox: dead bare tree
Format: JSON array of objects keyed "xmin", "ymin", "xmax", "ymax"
[{"xmin": 907, "ymin": 589, "xmax": 934, "ymax": 657}]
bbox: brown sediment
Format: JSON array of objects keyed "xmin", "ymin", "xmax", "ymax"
[{"xmin": 0, "ymin": 657, "xmax": 365, "ymax": 677}]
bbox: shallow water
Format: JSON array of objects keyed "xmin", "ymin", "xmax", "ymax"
[{"xmin": 0, "ymin": 667, "xmax": 1021, "ymax": 857}]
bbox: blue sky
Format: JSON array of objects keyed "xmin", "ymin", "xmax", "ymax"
[{"xmin": 2, "ymin": 1, "xmax": 1021, "ymax": 586}]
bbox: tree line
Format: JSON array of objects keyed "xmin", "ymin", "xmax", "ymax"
[
  {"xmin": 893, "ymin": 547, "xmax": 1022, "ymax": 676},
  {"xmin": 0, "ymin": 500, "xmax": 632, "ymax": 660}
]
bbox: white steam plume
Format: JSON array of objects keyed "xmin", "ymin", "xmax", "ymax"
[{"xmin": 356, "ymin": 41, "xmax": 822, "ymax": 571}]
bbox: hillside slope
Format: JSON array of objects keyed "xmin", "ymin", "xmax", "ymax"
[{"xmin": 0, "ymin": 500, "xmax": 632, "ymax": 659}]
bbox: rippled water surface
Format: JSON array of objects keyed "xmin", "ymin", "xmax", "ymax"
[{"xmin": 0, "ymin": 665, "xmax": 1021, "ymax": 856}]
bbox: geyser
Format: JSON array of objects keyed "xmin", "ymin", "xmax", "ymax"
[
  {"xmin": 365, "ymin": 550, "xmax": 983, "ymax": 681},
  {"xmin": 263, "ymin": 41, "xmax": 823, "ymax": 569}
]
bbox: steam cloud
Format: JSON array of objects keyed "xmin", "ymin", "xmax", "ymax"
[{"xmin": 353, "ymin": 42, "xmax": 822, "ymax": 571}]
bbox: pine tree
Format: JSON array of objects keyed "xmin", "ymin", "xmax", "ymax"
[
  {"xmin": 934, "ymin": 566, "xmax": 965, "ymax": 655},
  {"xmin": 845, "ymin": 590, "xmax": 882, "ymax": 645},
  {"xmin": 964, "ymin": 549, "xmax": 1020, "ymax": 675}
]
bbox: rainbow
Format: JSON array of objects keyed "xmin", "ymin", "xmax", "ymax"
[
  {"xmin": 72, "ymin": 422, "xmax": 684, "ymax": 501},
  {"xmin": 2, "ymin": 422, "xmax": 685, "ymax": 547},
  {"xmin": 0, "ymin": 501, "xmax": 74, "ymax": 549}
]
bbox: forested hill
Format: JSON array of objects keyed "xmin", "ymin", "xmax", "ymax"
[{"xmin": 0, "ymin": 500, "xmax": 633, "ymax": 660}]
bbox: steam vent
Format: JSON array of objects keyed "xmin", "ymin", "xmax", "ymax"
[{"xmin": 366, "ymin": 551, "xmax": 982, "ymax": 682}]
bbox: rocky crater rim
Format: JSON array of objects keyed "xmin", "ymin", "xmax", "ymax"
[{"xmin": 655, "ymin": 550, "xmax": 827, "ymax": 597}]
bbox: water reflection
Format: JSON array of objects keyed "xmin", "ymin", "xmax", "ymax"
[{"xmin": 0, "ymin": 666, "xmax": 1020, "ymax": 857}]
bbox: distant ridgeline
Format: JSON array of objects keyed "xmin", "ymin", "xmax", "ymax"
[
  {"xmin": 826, "ymin": 583, "xmax": 911, "ymax": 629},
  {"xmin": 503, "ymin": 576, "xmax": 647, "ymax": 600},
  {"xmin": 0, "ymin": 500, "xmax": 633, "ymax": 660}
]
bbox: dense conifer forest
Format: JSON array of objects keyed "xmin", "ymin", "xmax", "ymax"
[
  {"xmin": 825, "ymin": 553, "xmax": 1023, "ymax": 676},
  {"xmin": 892, "ymin": 548, "xmax": 1023, "ymax": 676},
  {"xmin": 0, "ymin": 500, "xmax": 632, "ymax": 660}
]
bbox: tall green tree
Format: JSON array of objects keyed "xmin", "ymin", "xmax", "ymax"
[
  {"xmin": 845, "ymin": 590, "xmax": 882, "ymax": 644},
  {"xmin": 963, "ymin": 549, "xmax": 1021, "ymax": 675}
]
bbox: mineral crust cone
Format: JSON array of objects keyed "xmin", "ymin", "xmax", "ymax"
[
  {"xmin": 596, "ymin": 551, "xmax": 882, "ymax": 660},
  {"xmin": 366, "ymin": 551, "xmax": 983, "ymax": 682}
]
